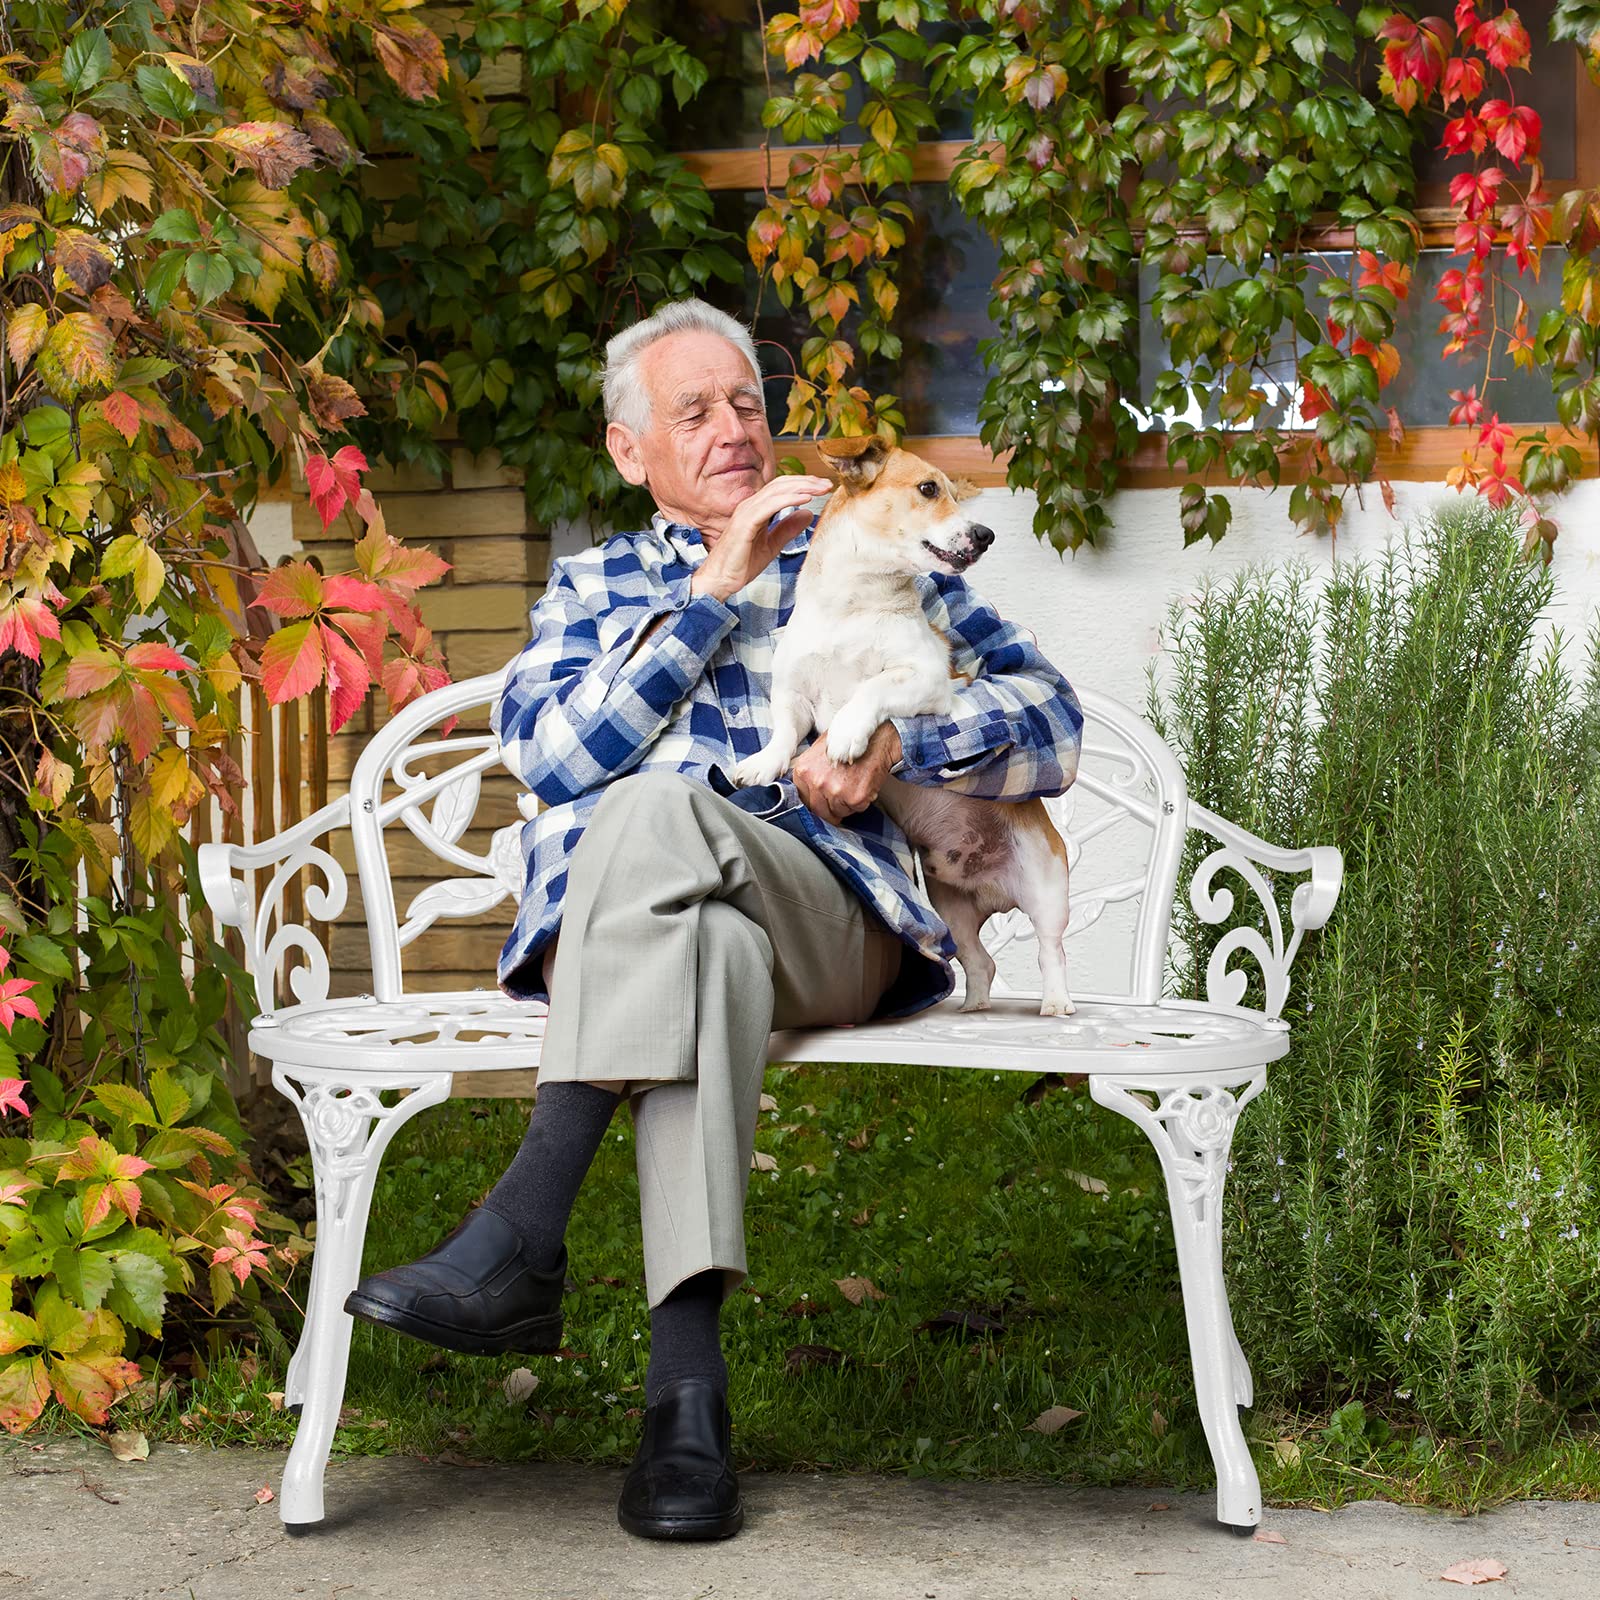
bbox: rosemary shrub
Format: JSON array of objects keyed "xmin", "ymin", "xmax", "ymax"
[{"xmin": 1147, "ymin": 496, "xmax": 1600, "ymax": 1442}]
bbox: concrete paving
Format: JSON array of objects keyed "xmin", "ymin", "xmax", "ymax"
[{"xmin": 3, "ymin": 1437, "xmax": 1597, "ymax": 1599}]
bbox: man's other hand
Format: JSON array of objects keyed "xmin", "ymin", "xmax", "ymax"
[
  {"xmin": 791, "ymin": 721, "xmax": 902, "ymax": 826},
  {"xmin": 690, "ymin": 474, "xmax": 833, "ymax": 603}
]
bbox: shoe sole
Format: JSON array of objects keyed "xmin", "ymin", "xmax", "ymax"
[
  {"xmin": 343, "ymin": 1291, "xmax": 563, "ymax": 1357},
  {"xmin": 617, "ymin": 1502, "xmax": 745, "ymax": 1541}
]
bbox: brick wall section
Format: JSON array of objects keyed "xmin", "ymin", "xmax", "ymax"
[{"xmin": 266, "ymin": 438, "xmax": 548, "ymax": 1000}]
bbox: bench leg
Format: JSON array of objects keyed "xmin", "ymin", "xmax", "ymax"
[
  {"xmin": 1089, "ymin": 1069, "xmax": 1266, "ymax": 1533},
  {"xmin": 271, "ymin": 1065, "xmax": 453, "ymax": 1530}
]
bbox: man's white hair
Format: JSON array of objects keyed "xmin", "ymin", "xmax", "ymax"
[{"xmin": 602, "ymin": 298, "xmax": 763, "ymax": 437}]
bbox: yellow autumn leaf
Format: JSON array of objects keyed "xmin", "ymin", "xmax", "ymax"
[
  {"xmin": 6, "ymin": 303, "xmax": 49, "ymax": 368},
  {"xmin": 149, "ymin": 746, "xmax": 200, "ymax": 812},
  {"xmin": 129, "ymin": 788, "xmax": 176, "ymax": 860},
  {"xmin": 85, "ymin": 149, "xmax": 155, "ymax": 216},
  {"xmin": 36, "ymin": 313, "xmax": 117, "ymax": 400},
  {"xmin": 132, "ymin": 543, "xmax": 165, "ymax": 607}
]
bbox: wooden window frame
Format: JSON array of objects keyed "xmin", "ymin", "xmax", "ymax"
[{"xmin": 683, "ymin": 50, "xmax": 1600, "ymax": 490}]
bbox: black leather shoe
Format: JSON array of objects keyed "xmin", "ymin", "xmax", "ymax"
[
  {"xmin": 618, "ymin": 1378, "xmax": 744, "ymax": 1540},
  {"xmin": 342, "ymin": 1206, "xmax": 565, "ymax": 1356}
]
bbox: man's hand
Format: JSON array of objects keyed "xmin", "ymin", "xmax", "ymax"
[
  {"xmin": 690, "ymin": 473, "xmax": 834, "ymax": 602},
  {"xmin": 791, "ymin": 720, "xmax": 902, "ymax": 826}
]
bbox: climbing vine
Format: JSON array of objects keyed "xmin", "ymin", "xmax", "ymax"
[{"xmin": 1378, "ymin": 2, "xmax": 1600, "ymax": 562}]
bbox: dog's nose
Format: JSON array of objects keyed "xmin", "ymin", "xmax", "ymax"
[{"xmin": 970, "ymin": 524, "xmax": 995, "ymax": 549}]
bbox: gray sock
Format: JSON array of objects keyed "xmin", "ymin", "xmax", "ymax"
[
  {"xmin": 482, "ymin": 1081, "xmax": 621, "ymax": 1273},
  {"xmin": 645, "ymin": 1270, "xmax": 729, "ymax": 1406}
]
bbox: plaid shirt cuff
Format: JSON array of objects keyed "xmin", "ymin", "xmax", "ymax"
[{"xmin": 888, "ymin": 710, "xmax": 1016, "ymax": 780}]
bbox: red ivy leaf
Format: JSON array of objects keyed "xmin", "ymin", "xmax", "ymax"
[
  {"xmin": 319, "ymin": 621, "xmax": 369, "ymax": 734},
  {"xmin": 304, "ymin": 445, "xmax": 369, "ymax": 531},
  {"xmin": 1442, "ymin": 55, "xmax": 1486, "ymax": 106},
  {"xmin": 252, "ymin": 562, "xmax": 325, "ymax": 618},
  {"xmin": 259, "ymin": 619, "xmax": 325, "ymax": 704},
  {"xmin": 1478, "ymin": 10, "xmax": 1532, "ymax": 72},
  {"xmin": 97, "ymin": 390, "xmax": 142, "ymax": 444},
  {"xmin": 1449, "ymin": 385, "xmax": 1484, "ymax": 426},
  {"xmin": 1449, "ymin": 166, "xmax": 1505, "ymax": 221}
]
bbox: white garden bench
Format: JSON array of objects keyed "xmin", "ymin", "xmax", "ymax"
[{"xmin": 199, "ymin": 667, "xmax": 1343, "ymax": 1537}]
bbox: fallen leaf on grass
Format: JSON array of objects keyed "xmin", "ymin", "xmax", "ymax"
[
  {"xmin": 265, "ymin": 1391, "xmax": 286, "ymax": 1412},
  {"xmin": 1151, "ymin": 1407, "xmax": 1168, "ymax": 1439},
  {"xmin": 751, "ymin": 1150, "xmax": 778, "ymax": 1173},
  {"xmin": 1272, "ymin": 1437, "xmax": 1302, "ymax": 1467},
  {"xmin": 253, "ymin": 1484, "xmax": 274, "ymax": 1505},
  {"xmin": 759, "ymin": 1093, "xmax": 779, "ymax": 1112},
  {"xmin": 846, "ymin": 1125, "xmax": 875, "ymax": 1151},
  {"xmin": 502, "ymin": 1367, "xmax": 539, "ymax": 1403},
  {"xmin": 1063, "ymin": 1169, "xmax": 1108, "ymax": 1194},
  {"xmin": 238, "ymin": 1353, "xmax": 260, "ymax": 1385},
  {"xmin": 784, "ymin": 1344, "xmax": 847, "ymax": 1373},
  {"xmin": 915, "ymin": 1308, "xmax": 1005, "ymax": 1339},
  {"xmin": 850, "ymin": 1205, "xmax": 874, "ymax": 1227},
  {"xmin": 118, "ymin": 1374, "xmax": 176, "ymax": 1414},
  {"xmin": 105, "ymin": 1429, "xmax": 148, "ymax": 1463},
  {"xmin": 1026, "ymin": 1406, "xmax": 1082, "ymax": 1435},
  {"xmin": 834, "ymin": 1275, "xmax": 887, "ymax": 1306},
  {"xmin": 1441, "ymin": 1559, "xmax": 1508, "ymax": 1586},
  {"xmin": 783, "ymin": 1298, "xmax": 826, "ymax": 1318},
  {"xmin": 1253, "ymin": 1529, "xmax": 1287, "ymax": 1545}
]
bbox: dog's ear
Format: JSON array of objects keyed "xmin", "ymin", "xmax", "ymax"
[
  {"xmin": 949, "ymin": 474, "xmax": 980, "ymax": 503},
  {"xmin": 817, "ymin": 434, "xmax": 890, "ymax": 491}
]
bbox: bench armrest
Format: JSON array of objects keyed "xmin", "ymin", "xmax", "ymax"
[
  {"xmin": 1186, "ymin": 801, "xmax": 1344, "ymax": 1024},
  {"xmin": 198, "ymin": 795, "xmax": 353, "ymax": 1017}
]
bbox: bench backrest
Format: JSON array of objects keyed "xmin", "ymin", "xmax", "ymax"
[{"xmin": 345, "ymin": 672, "xmax": 1191, "ymax": 1007}]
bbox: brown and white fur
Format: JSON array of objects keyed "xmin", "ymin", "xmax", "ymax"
[{"xmin": 731, "ymin": 436, "xmax": 1075, "ymax": 1017}]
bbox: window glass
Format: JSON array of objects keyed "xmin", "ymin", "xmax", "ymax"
[
  {"xmin": 707, "ymin": 185, "xmax": 998, "ymax": 434},
  {"xmin": 1131, "ymin": 247, "xmax": 1568, "ymax": 430}
]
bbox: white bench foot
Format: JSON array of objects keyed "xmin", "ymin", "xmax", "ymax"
[
  {"xmin": 272, "ymin": 1065, "xmax": 454, "ymax": 1529},
  {"xmin": 1090, "ymin": 1069, "xmax": 1266, "ymax": 1531}
]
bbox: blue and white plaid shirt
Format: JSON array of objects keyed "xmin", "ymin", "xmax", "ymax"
[{"xmin": 490, "ymin": 509, "xmax": 1084, "ymax": 1019}]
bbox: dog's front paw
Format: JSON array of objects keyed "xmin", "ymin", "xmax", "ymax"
[
  {"xmin": 824, "ymin": 707, "xmax": 876, "ymax": 764},
  {"xmin": 731, "ymin": 751, "xmax": 788, "ymax": 787}
]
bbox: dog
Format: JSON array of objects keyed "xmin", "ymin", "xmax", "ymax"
[{"xmin": 731, "ymin": 435, "xmax": 1075, "ymax": 1017}]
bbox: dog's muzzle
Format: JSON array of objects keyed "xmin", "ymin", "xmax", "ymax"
[{"xmin": 922, "ymin": 523, "xmax": 995, "ymax": 572}]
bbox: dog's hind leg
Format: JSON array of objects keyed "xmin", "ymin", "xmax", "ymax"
[
  {"xmin": 926, "ymin": 877, "xmax": 997, "ymax": 1013},
  {"xmin": 1011, "ymin": 856, "xmax": 1074, "ymax": 1017}
]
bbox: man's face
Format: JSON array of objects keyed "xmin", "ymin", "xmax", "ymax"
[{"xmin": 606, "ymin": 329, "xmax": 777, "ymax": 536}]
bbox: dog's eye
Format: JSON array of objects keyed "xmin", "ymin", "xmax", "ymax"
[{"xmin": 917, "ymin": 480, "xmax": 940, "ymax": 499}]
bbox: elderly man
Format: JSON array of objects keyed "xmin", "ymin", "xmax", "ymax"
[{"xmin": 344, "ymin": 298, "xmax": 1083, "ymax": 1541}]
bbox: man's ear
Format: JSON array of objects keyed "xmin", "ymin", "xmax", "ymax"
[
  {"xmin": 949, "ymin": 474, "xmax": 980, "ymax": 504},
  {"xmin": 606, "ymin": 421, "xmax": 648, "ymax": 487},
  {"xmin": 817, "ymin": 434, "xmax": 891, "ymax": 492}
]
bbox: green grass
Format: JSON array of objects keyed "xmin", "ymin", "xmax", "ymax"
[{"xmin": 103, "ymin": 1065, "xmax": 1600, "ymax": 1509}]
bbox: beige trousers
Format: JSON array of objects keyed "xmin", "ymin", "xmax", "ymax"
[{"xmin": 534, "ymin": 771, "xmax": 904, "ymax": 1309}]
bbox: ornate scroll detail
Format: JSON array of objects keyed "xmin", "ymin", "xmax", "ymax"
[
  {"xmin": 1089, "ymin": 1071, "xmax": 1265, "ymax": 1230},
  {"xmin": 197, "ymin": 797, "xmax": 353, "ymax": 1018},
  {"xmin": 382, "ymin": 736, "xmax": 530, "ymax": 946},
  {"xmin": 1186, "ymin": 808, "xmax": 1344, "ymax": 1022},
  {"xmin": 257, "ymin": 843, "xmax": 348, "ymax": 1012},
  {"xmin": 273, "ymin": 1067, "xmax": 454, "ymax": 1231}
]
